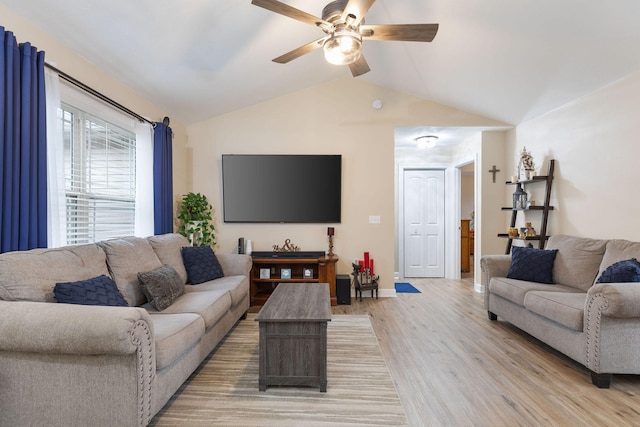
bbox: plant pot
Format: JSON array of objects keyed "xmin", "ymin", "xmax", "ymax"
[{"xmin": 187, "ymin": 221, "xmax": 202, "ymax": 246}]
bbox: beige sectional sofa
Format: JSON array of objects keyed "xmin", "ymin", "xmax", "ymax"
[
  {"xmin": 481, "ymin": 234, "xmax": 640, "ymax": 388},
  {"xmin": 0, "ymin": 233, "xmax": 251, "ymax": 426}
]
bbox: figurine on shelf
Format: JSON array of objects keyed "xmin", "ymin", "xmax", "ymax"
[
  {"xmin": 518, "ymin": 147, "xmax": 536, "ymax": 180},
  {"xmin": 526, "ymin": 222, "xmax": 537, "ymax": 237},
  {"xmin": 519, "ymin": 227, "xmax": 527, "ymax": 239}
]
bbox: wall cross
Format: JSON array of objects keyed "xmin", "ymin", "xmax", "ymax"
[{"xmin": 488, "ymin": 165, "xmax": 500, "ymax": 183}]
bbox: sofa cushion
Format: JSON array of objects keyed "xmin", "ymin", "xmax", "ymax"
[
  {"xmin": 507, "ymin": 246, "xmax": 558, "ymax": 284},
  {"xmin": 138, "ymin": 265, "xmax": 185, "ymax": 311},
  {"xmin": 524, "ymin": 291, "xmax": 587, "ymax": 332},
  {"xmin": 144, "ymin": 290, "xmax": 231, "ymax": 329},
  {"xmin": 597, "ymin": 240, "xmax": 640, "ymax": 284},
  {"xmin": 54, "ymin": 275, "xmax": 128, "ymax": 307},
  {"xmin": 184, "ymin": 275, "xmax": 249, "ymax": 306},
  {"xmin": 147, "ymin": 233, "xmax": 190, "ymax": 284},
  {"xmin": 546, "ymin": 234, "xmax": 608, "ymax": 291},
  {"xmin": 148, "ymin": 312, "xmax": 205, "ymax": 370},
  {"xmin": 182, "ymin": 246, "xmax": 224, "ymax": 285},
  {"xmin": 490, "ymin": 277, "xmax": 582, "ymax": 306},
  {"xmin": 99, "ymin": 237, "xmax": 163, "ymax": 306},
  {"xmin": 0, "ymin": 244, "xmax": 109, "ymax": 302},
  {"xmin": 596, "ymin": 258, "xmax": 640, "ymax": 284}
]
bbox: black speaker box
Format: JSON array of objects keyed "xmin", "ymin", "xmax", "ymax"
[
  {"xmin": 238, "ymin": 237, "xmax": 245, "ymax": 254},
  {"xmin": 336, "ymin": 274, "xmax": 351, "ymax": 305}
]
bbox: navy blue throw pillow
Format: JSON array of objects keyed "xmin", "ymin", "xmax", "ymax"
[
  {"xmin": 507, "ymin": 246, "xmax": 558, "ymax": 284},
  {"xmin": 181, "ymin": 246, "xmax": 224, "ymax": 284},
  {"xmin": 596, "ymin": 258, "xmax": 640, "ymax": 284},
  {"xmin": 54, "ymin": 275, "xmax": 128, "ymax": 306}
]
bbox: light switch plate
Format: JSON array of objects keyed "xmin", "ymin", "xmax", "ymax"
[{"xmin": 369, "ymin": 215, "xmax": 381, "ymax": 224}]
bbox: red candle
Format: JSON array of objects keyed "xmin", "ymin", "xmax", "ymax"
[
  {"xmin": 359, "ymin": 260, "xmax": 364, "ymax": 270},
  {"xmin": 370, "ymin": 259, "xmax": 374, "ymax": 275},
  {"xmin": 364, "ymin": 252, "xmax": 370, "ymax": 269},
  {"xmin": 327, "ymin": 227, "xmax": 334, "ymax": 236}
]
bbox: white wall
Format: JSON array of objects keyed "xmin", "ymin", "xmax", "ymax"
[
  {"xmin": 479, "ymin": 131, "xmax": 509, "ymax": 277},
  {"xmin": 504, "ymin": 72, "xmax": 640, "ymax": 242},
  {"xmin": 188, "ymin": 78, "xmax": 507, "ymax": 292}
]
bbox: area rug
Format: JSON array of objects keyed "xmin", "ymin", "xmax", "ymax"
[
  {"xmin": 395, "ymin": 282, "xmax": 421, "ymax": 293},
  {"xmin": 150, "ymin": 314, "xmax": 408, "ymax": 426}
]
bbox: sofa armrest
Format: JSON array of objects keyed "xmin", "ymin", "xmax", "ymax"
[
  {"xmin": 0, "ymin": 300, "xmax": 154, "ymax": 356},
  {"xmin": 217, "ymin": 253, "xmax": 252, "ymax": 277},
  {"xmin": 584, "ymin": 282, "xmax": 640, "ymax": 375},
  {"xmin": 0, "ymin": 300, "xmax": 156, "ymax": 426},
  {"xmin": 480, "ymin": 255, "xmax": 511, "ymax": 309},
  {"xmin": 586, "ymin": 283, "xmax": 640, "ymax": 318}
]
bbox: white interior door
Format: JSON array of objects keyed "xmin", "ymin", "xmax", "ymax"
[{"xmin": 403, "ymin": 169, "xmax": 445, "ymax": 277}]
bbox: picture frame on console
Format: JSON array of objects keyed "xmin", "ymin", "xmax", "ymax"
[
  {"xmin": 281, "ymin": 268, "xmax": 292, "ymax": 279},
  {"xmin": 260, "ymin": 268, "xmax": 271, "ymax": 279},
  {"xmin": 303, "ymin": 268, "xmax": 313, "ymax": 279}
]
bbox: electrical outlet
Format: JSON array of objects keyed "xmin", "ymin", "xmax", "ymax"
[{"xmin": 369, "ymin": 215, "xmax": 381, "ymax": 224}]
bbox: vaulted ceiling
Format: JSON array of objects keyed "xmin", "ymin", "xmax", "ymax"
[{"xmin": 2, "ymin": 0, "xmax": 639, "ymax": 126}]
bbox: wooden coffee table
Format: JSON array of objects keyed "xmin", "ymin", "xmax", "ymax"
[{"xmin": 255, "ymin": 282, "xmax": 331, "ymax": 392}]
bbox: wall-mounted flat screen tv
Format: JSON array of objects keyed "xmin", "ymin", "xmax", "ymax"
[{"xmin": 222, "ymin": 154, "xmax": 342, "ymax": 223}]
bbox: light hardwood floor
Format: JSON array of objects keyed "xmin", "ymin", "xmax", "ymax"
[{"xmin": 332, "ymin": 278, "xmax": 640, "ymax": 426}]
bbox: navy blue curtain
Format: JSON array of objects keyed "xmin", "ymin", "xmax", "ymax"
[
  {"xmin": 0, "ymin": 27, "xmax": 47, "ymax": 253},
  {"xmin": 153, "ymin": 121, "xmax": 173, "ymax": 234}
]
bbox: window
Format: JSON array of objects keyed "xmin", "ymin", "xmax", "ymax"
[{"xmin": 61, "ymin": 103, "xmax": 137, "ymax": 244}]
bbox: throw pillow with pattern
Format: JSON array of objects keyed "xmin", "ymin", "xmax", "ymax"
[
  {"xmin": 181, "ymin": 246, "xmax": 224, "ymax": 284},
  {"xmin": 138, "ymin": 264, "xmax": 185, "ymax": 311},
  {"xmin": 507, "ymin": 246, "xmax": 558, "ymax": 284},
  {"xmin": 596, "ymin": 258, "xmax": 640, "ymax": 284},
  {"xmin": 54, "ymin": 275, "xmax": 128, "ymax": 306}
]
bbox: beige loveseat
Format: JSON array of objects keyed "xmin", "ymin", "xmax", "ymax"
[
  {"xmin": 0, "ymin": 233, "xmax": 251, "ymax": 426},
  {"xmin": 481, "ymin": 234, "xmax": 640, "ymax": 388}
]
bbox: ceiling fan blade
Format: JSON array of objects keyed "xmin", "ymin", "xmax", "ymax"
[
  {"xmin": 348, "ymin": 55, "xmax": 370, "ymax": 77},
  {"xmin": 272, "ymin": 38, "xmax": 325, "ymax": 64},
  {"xmin": 251, "ymin": 0, "xmax": 329, "ymax": 27},
  {"xmin": 361, "ymin": 23, "xmax": 439, "ymax": 42},
  {"xmin": 341, "ymin": 0, "xmax": 376, "ymax": 26}
]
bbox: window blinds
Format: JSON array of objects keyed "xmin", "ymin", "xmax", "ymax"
[{"xmin": 62, "ymin": 104, "xmax": 136, "ymax": 244}]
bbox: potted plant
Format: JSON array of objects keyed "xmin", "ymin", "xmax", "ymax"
[{"xmin": 177, "ymin": 192, "xmax": 216, "ymax": 247}]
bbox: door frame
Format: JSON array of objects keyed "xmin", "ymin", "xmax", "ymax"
[
  {"xmin": 456, "ymin": 157, "xmax": 477, "ymax": 281},
  {"xmin": 398, "ymin": 163, "xmax": 450, "ymax": 279},
  {"xmin": 398, "ymin": 158, "xmax": 477, "ymax": 280}
]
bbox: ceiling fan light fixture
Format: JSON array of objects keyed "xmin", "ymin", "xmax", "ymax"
[
  {"xmin": 416, "ymin": 135, "xmax": 439, "ymax": 149},
  {"xmin": 323, "ymin": 31, "xmax": 362, "ymax": 65}
]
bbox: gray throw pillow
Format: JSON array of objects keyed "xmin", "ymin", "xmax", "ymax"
[{"xmin": 138, "ymin": 264, "xmax": 185, "ymax": 311}]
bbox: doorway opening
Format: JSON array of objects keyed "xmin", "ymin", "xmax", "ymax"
[
  {"xmin": 394, "ymin": 126, "xmax": 483, "ymax": 281},
  {"xmin": 459, "ymin": 162, "xmax": 475, "ymax": 285}
]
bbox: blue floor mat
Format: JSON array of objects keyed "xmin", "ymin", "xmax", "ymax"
[{"xmin": 394, "ymin": 282, "xmax": 421, "ymax": 293}]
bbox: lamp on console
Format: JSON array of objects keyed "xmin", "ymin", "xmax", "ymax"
[{"xmin": 327, "ymin": 227, "xmax": 335, "ymax": 256}]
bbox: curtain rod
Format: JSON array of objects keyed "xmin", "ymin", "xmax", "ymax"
[{"xmin": 45, "ymin": 62, "xmax": 157, "ymax": 126}]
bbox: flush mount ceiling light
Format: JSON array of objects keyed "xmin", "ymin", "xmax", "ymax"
[{"xmin": 416, "ymin": 135, "xmax": 439, "ymax": 149}]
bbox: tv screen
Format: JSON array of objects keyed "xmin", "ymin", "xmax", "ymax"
[{"xmin": 222, "ymin": 154, "xmax": 342, "ymax": 223}]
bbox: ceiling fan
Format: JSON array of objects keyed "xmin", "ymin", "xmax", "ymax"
[{"xmin": 251, "ymin": 0, "xmax": 439, "ymax": 77}]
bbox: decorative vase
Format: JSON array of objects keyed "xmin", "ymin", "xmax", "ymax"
[{"xmin": 186, "ymin": 221, "xmax": 202, "ymax": 246}]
